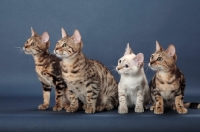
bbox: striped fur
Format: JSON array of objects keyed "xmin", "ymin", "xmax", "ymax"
[
  {"xmin": 23, "ymin": 28, "xmax": 69, "ymax": 111},
  {"xmin": 149, "ymin": 41, "xmax": 200, "ymax": 114},
  {"xmin": 54, "ymin": 28, "xmax": 118, "ymax": 114},
  {"xmin": 116, "ymin": 44, "xmax": 150, "ymax": 114}
]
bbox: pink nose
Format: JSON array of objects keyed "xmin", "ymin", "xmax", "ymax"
[{"xmin": 117, "ymin": 67, "xmax": 121, "ymax": 70}]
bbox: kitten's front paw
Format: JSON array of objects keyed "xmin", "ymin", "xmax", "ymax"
[
  {"xmin": 38, "ymin": 104, "xmax": 49, "ymax": 110},
  {"xmin": 66, "ymin": 106, "xmax": 78, "ymax": 113},
  {"xmin": 85, "ymin": 107, "xmax": 96, "ymax": 114},
  {"xmin": 154, "ymin": 106, "xmax": 164, "ymax": 114},
  {"xmin": 176, "ymin": 107, "xmax": 187, "ymax": 114},
  {"xmin": 53, "ymin": 105, "xmax": 63, "ymax": 111},
  {"xmin": 118, "ymin": 105, "xmax": 128, "ymax": 114},
  {"xmin": 135, "ymin": 106, "xmax": 144, "ymax": 113}
]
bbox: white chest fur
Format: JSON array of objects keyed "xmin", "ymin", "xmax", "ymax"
[
  {"xmin": 119, "ymin": 75, "xmax": 148, "ymax": 108},
  {"xmin": 119, "ymin": 73, "xmax": 149, "ymax": 108}
]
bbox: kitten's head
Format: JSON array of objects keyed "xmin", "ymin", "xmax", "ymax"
[
  {"xmin": 23, "ymin": 27, "xmax": 50, "ymax": 55},
  {"xmin": 116, "ymin": 43, "xmax": 144, "ymax": 75},
  {"xmin": 54, "ymin": 28, "xmax": 83, "ymax": 58},
  {"xmin": 148, "ymin": 41, "xmax": 177, "ymax": 71}
]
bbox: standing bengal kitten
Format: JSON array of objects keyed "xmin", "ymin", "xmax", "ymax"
[
  {"xmin": 149, "ymin": 41, "xmax": 200, "ymax": 114},
  {"xmin": 54, "ymin": 28, "xmax": 118, "ymax": 114},
  {"xmin": 23, "ymin": 27, "xmax": 69, "ymax": 111}
]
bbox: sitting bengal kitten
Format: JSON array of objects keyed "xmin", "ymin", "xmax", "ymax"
[
  {"xmin": 54, "ymin": 28, "xmax": 118, "ymax": 114},
  {"xmin": 23, "ymin": 27, "xmax": 69, "ymax": 111},
  {"xmin": 117, "ymin": 44, "xmax": 150, "ymax": 114},
  {"xmin": 149, "ymin": 41, "xmax": 200, "ymax": 114}
]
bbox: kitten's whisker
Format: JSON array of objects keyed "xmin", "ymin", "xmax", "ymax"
[
  {"xmin": 144, "ymin": 66, "xmax": 150, "ymax": 74},
  {"xmin": 55, "ymin": 33, "xmax": 61, "ymax": 40},
  {"xmin": 150, "ymin": 45, "xmax": 155, "ymax": 54},
  {"xmin": 12, "ymin": 47, "xmax": 24, "ymax": 56}
]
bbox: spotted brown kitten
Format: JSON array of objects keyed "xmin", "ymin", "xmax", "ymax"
[
  {"xmin": 54, "ymin": 28, "xmax": 118, "ymax": 114},
  {"xmin": 23, "ymin": 27, "xmax": 69, "ymax": 111},
  {"xmin": 149, "ymin": 41, "xmax": 200, "ymax": 114}
]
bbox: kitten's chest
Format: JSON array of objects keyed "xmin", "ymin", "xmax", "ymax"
[
  {"xmin": 120, "ymin": 75, "xmax": 143, "ymax": 89},
  {"xmin": 62, "ymin": 70, "xmax": 84, "ymax": 84},
  {"xmin": 155, "ymin": 73, "xmax": 180, "ymax": 100},
  {"xmin": 156, "ymin": 72, "xmax": 180, "ymax": 90},
  {"xmin": 35, "ymin": 66, "xmax": 54, "ymax": 86}
]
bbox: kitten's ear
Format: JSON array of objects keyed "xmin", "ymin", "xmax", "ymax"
[
  {"xmin": 166, "ymin": 44, "xmax": 176, "ymax": 57},
  {"xmin": 133, "ymin": 53, "xmax": 144, "ymax": 66},
  {"xmin": 41, "ymin": 32, "xmax": 49, "ymax": 43},
  {"xmin": 156, "ymin": 41, "xmax": 164, "ymax": 51},
  {"xmin": 124, "ymin": 43, "xmax": 133, "ymax": 55},
  {"xmin": 72, "ymin": 30, "xmax": 81, "ymax": 44},
  {"xmin": 31, "ymin": 27, "xmax": 38, "ymax": 37},
  {"xmin": 61, "ymin": 28, "xmax": 68, "ymax": 38}
]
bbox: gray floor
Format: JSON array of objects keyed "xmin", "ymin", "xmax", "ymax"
[{"xmin": 0, "ymin": 86, "xmax": 200, "ymax": 132}]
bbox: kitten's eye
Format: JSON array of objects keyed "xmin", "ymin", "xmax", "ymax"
[
  {"xmin": 151, "ymin": 55, "xmax": 154, "ymax": 59},
  {"xmin": 157, "ymin": 57, "xmax": 162, "ymax": 61},
  {"xmin": 62, "ymin": 43, "xmax": 67, "ymax": 47},
  {"xmin": 119, "ymin": 60, "xmax": 121, "ymax": 63},
  {"xmin": 125, "ymin": 64, "xmax": 129, "ymax": 68},
  {"xmin": 31, "ymin": 42, "xmax": 35, "ymax": 46}
]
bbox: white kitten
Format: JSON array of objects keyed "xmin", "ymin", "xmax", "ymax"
[{"xmin": 116, "ymin": 43, "xmax": 150, "ymax": 114}]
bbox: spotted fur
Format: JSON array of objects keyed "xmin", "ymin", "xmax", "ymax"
[
  {"xmin": 149, "ymin": 41, "xmax": 200, "ymax": 114},
  {"xmin": 116, "ymin": 44, "xmax": 150, "ymax": 114},
  {"xmin": 54, "ymin": 28, "xmax": 118, "ymax": 114},
  {"xmin": 23, "ymin": 27, "xmax": 69, "ymax": 111}
]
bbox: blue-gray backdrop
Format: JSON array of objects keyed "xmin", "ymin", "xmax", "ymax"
[{"xmin": 0, "ymin": 0, "xmax": 200, "ymax": 131}]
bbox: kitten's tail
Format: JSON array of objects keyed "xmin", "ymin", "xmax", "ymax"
[{"xmin": 184, "ymin": 102, "xmax": 200, "ymax": 109}]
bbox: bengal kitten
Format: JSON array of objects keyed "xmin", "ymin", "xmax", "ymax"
[
  {"xmin": 23, "ymin": 27, "xmax": 69, "ymax": 111},
  {"xmin": 54, "ymin": 28, "xmax": 118, "ymax": 114},
  {"xmin": 149, "ymin": 41, "xmax": 200, "ymax": 114}
]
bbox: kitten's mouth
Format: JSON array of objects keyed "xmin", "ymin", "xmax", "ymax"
[
  {"xmin": 54, "ymin": 50, "xmax": 67, "ymax": 58},
  {"xmin": 148, "ymin": 63, "xmax": 158, "ymax": 71},
  {"xmin": 23, "ymin": 48, "xmax": 31, "ymax": 54},
  {"xmin": 116, "ymin": 67, "xmax": 121, "ymax": 74}
]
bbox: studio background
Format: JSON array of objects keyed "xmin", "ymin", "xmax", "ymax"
[{"xmin": 0, "ymin": 0, "xmax": 200, "ymax": 131}]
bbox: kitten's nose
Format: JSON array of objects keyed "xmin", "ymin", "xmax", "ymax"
[
  {"xmin": 117, "ymin": 67, "xmax": 121, "ymax": 71},
  {"xmin": 149, "ymin": 62, "xmax": 154, "ymax": 67}
]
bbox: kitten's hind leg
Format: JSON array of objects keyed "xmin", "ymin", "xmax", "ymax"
[
  {"xmin": 96, "ymin": 100, "xmax": 114, "ymax": 112},
  {"xmin": 85, "ymin": 83, "xmax": 99, "ymax": 114},
  {"xmin": 38, "ymin": 83, "xmax": 51, "ymax": 110},
  {"xmin": 96, "ymin": 95, "xmax": 117, "ymax": 112}
]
